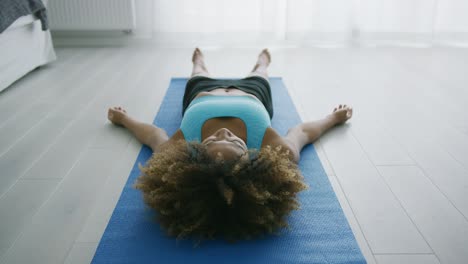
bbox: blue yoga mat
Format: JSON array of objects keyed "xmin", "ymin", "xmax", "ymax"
[{"xmin": 92, "ymin": 78, "xmax": 366, "ymax": 264}]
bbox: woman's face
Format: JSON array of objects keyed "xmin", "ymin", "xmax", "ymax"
[{"xmin": 202, "ymin": 128, "xmax": 248, "ymax": 160}]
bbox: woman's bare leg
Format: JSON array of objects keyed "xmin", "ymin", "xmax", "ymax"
[
  {"xmin": 247, "ymin": 48, "xmax": 271, "ymax": 80},
  {"xmin": 107, "ymin": 106, "xmax": 168, "ymax": 151},
  {"xmin": 191, "ymin": 48, "xmax": 211, "ymax": 78}
]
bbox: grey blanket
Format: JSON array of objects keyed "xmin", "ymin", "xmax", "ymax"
[{"xmin": 0, "ymin": 0, "xmax": 48, "ymax": 33}]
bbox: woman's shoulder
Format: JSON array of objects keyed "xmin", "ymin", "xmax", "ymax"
[
  {"xmin": 262, "ymin": 127, "xmax": 300, "ymax": 163},
  {"xmin": 153, "ymin": 129, "xmax": 185, "ymax": 153}
]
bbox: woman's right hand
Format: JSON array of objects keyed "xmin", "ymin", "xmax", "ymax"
[{"xmin": 107, "ymin": 106, "xmax": 127, "ymax": 126}]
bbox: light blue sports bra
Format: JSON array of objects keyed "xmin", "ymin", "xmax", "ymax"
[{"xmin": 180, "ymin": 96, "xmax": 271, "ymax": 149}]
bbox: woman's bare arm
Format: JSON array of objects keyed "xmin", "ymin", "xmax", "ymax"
[
  {"xmin": 285, "ymin": 105, "xmax": 353, "ymax": 160},
  {"xmin": 107, "ymin": 106, "xmax": 169, "ymax": 151}
]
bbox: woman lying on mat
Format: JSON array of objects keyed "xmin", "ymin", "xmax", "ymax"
[{"xmin": 107, "ymin": 48, "xmax": 352, "ymax": 241}]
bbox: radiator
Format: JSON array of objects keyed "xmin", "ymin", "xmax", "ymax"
[{"xmin": 48, "ymin": 0, "xmax": 136, "ymax": 31}]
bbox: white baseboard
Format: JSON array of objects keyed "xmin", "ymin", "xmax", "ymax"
[{"xmin": 51, "ymin": 31, "xmax": 468, "ymax": 48}]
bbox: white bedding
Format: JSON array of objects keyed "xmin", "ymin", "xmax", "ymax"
[{"xmin": 0, "ymin": 13, "xmax": 56, "ymax": 92}]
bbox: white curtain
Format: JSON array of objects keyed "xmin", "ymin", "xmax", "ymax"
[{"xmin": 152, "ymin": 0, "xmax": 468, "ymax": 46}]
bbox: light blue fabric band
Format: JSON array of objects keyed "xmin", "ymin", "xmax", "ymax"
[{"xmin": 180, "ymin": 96, "xmax": 271, "ymax": 149}]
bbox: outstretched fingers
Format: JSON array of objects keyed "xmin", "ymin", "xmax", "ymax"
[
  {"xmin": 334, "ymin": 104, "xmax": 348, "ymax": 112},
  {"xmin": 107, "ymin": 106, "xmax": 128, "ymax": 126},
  {"xmin": 331, "ymin": 104, "xmax": 353, "ymax": 124},
  {"xmin": 114, "ymin": 106, "xmax": 127, "ymax": 113}
]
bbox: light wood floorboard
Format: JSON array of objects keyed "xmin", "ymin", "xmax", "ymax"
[
  {"xmin": 378, "ymin": 165, "xmax": 468, "ymax": 264},
  {"xmin": 63, "ymin": 242, "xmax": 97, "ymax": 264},
  {"xmin": 374, "ymin": 254, "xmax": 440, "ymax": 264},
  {"xmin": 0, "ymin": 49, "xmax": 93, "ymax": 126},
  {"xmin": 0, "ymin": 116, "xmax": 70, "ymax": 197},
  {"xmin": 0, "ymin": 149, "xmax": 124, "ymax": 264},
  {"xmin": 0, "ymin": 179, "xmax": 59, "ymax": 256},
  {"xmin": 318, "ymin": 127, "xmax": 432, "ymax": 254}
]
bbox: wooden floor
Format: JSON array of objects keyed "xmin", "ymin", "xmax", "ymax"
[{"xmin": 0, "ymin": 46, "xmax": 467, "ymax": 264}]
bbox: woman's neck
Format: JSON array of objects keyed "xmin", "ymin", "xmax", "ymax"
[{"xmin": 201, "ymin": 117, "xmax": 247, "ymax": 142}]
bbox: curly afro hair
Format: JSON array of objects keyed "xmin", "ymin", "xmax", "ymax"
[{"xmin": 135, "ymin": 140, "xmax": 308, "ymax": 241}]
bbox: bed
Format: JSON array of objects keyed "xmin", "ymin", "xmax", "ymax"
[{"xmin": 0, "ymin": 0, "xmax": 56, "ymax": 92}]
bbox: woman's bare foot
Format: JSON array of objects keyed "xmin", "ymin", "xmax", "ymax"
[
  {"xmin": 258, "ymin": 48, "xmax": 271, "ymax": 66},
  {"xmin": 191, "ymin": 47, "xmax": 209, "ymax": 73},
  {"xmin": 107, "ymin": 106, "xmax": 127, "ymax": 126},
  {"xmin": 252, "ymin": 49, "xmax": 271, "ymax": 71},
  {"xmin": 331, "ymin": 104, "xmax": 353, "ymax": 124}
]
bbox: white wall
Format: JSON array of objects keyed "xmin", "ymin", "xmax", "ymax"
[{"xmin": 134, "ymin": 0, "xmax": 153, "ymax": 38}]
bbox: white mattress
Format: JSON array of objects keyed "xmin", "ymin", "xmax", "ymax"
[{"xmin": 0, "ymin": 14, "xmax": 56, "ymax": 92}]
